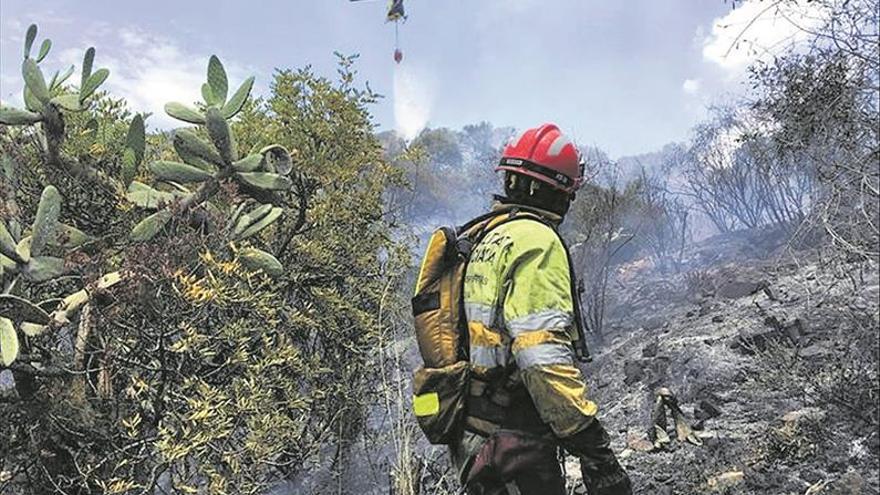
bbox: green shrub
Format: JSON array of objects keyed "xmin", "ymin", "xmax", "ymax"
[{"xmin": 0, "ymin": 25, "xmax": 408, "ymax": 494}]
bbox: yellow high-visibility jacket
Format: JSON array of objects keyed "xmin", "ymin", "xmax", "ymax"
[{"xmin": 463, "ymin": 204, "xmax": 597, "ymax": 438}]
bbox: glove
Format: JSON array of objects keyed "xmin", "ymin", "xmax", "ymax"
[
  {"xmin": 582, "ymin": 461, "xmax": 632, "ymax": 495},
  {"xmin": 559, "ymin": 419, "xmax": 633, "ymax": 495}
]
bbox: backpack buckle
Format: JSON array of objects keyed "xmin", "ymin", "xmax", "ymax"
[{"xmin": 456, "ymin": 238, "xmax": 475, "ymax": 260}]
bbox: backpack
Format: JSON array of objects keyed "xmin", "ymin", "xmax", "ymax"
[{"xmin": 410, "ymin": 208, "xmax": 556, "ymax": 444}]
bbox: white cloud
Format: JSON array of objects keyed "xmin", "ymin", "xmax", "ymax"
[
  {"xmin": 97, "ymin": 27, "xmax": 252, "ymax": 130},
  {"xmin": 682, "ymin": 78, "xmax": 701, "ymax": 94},
  {"xmin": 2, "ymin": 23, "xmax": 251, "ymax": 130},
  {"xmin": 701, "ymin": 0, "xmax": 828, "ymax": 72},
  {"xmin": 101, "ymin": 29, "xmax": 206, "ymax": 129},
  {"xmin": 0, "ymin": 74, "xmax": 22, "ymax": 107},
  {"xmin": 1, "ymin": 18, "xmax": 25, "ymax": 44},
  {"xmin": 118, "ymin": 27, "xmax": 148, "ymax": 48}
]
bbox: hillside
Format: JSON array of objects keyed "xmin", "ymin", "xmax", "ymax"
[{"xmin": 570, "ymin": 230, "xmax": 879, "ymax": 494}]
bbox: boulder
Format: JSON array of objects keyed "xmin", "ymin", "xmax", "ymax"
[
  {"xmin": 646, "ymin": 357, "xmax": 670, "ymax": 387},
  {"xmin": 784, "ymin": 318, "xmax": 805, "ymax": 341},
  {"xmin": 764, "ymin": 315, "xmax": 805, "ymax": 341},
  {"xmin": 653, "ymin": 486, "xmax": 673, "ymax": 495},
  {"xmin": 763, "ymin": 315, "xmax": 784, "ymax": 330},
  {"xmin": 860, "ymin": 284, "xmax": 879, "ymax": 305},
  {"xmin": 698, "ymin": 302, "xmax": 717, "ymax": 316},
  {"xmin": 640, "ymin": 315, "xmax": 666, "ymax": 332},
  {"xmin": 761, "ymin": 284, "xmax": 778, "ymax": 301}
]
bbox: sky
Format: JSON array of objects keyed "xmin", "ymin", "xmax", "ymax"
[{"xmin": 0, "ymin": 0, "xmax": 825, "ymax": 158}]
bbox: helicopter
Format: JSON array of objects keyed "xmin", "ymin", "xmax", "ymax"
[{"xmin": 350, "ymin": 0, "xmax": 407, "ymax": 63}]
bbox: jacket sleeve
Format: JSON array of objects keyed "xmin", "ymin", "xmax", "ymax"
[{"xmin": 500, "ymin": 220, "xmax": 598, "ymax": 438}]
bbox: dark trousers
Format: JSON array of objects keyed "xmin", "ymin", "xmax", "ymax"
[
  {"xmin": 459, "ymin": 430, "xmax": 567, "ymax": 495},
  {"xmin": 466, "ymin": 462, "xmax": 566, "ymax": 495},
  {"xmin": 456, "ymin": 425, "xmax": 633, "ymax": 495}
]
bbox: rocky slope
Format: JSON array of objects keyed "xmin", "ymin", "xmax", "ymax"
[{"xmin": 568, "ymin": 231, "xmax": 880, "ymax": 494}]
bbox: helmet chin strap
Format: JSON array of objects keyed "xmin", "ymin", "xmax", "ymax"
[{"xmin": 529, "ymin": 180, "xmax": 540, "ymax": 196}]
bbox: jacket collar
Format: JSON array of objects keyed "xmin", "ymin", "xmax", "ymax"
[{"xmin": 491, "ymin": 195, "xmax": 563, "ymax": 226}]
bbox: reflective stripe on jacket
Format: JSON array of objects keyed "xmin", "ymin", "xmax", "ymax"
[{"xmin": 463, "ymin": 205, "xmax": 597, "ymax": 438}]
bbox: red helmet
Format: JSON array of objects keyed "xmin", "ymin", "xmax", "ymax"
[{"xmin": 496, "ymin": 123, "xmax": 582, "ymax": 193}]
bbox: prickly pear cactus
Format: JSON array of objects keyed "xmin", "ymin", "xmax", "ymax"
[
  {"xmin": 0, "ymin": 185, "xmax": 96, "ymax": 365},
  {"xmin": 128, "ymin": 54, "xmax": 295, "ymax": 277},
  {"xmin": 1, "ymin": 25, "xmax": 296, "ymax": 281},
  {"xmin": 0, "ymin": 25, "xmax": 141, "ymax": 367},
  {"xmin": 0, "ymin": 22, "xmax": 138, "ymax": 213},
  {"xmin": 0, "ymin": 24, "xmax": 109, "ymax": 128},
  {"xmin": 0, "ymin": 24, "xmax": 299, "ymax": 368}
]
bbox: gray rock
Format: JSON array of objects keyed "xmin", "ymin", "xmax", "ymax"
[
  {"xmin": 763, "ymin": 315, "xmax": 784, "ymax": 330},
  {"xmin": 800, "ymin": 468, "xmax": 823, "ymax": 484},
  {"xmin": 799, "ymin": 343, "xmax": 831, "ymax": 359},
  {"xmin": 698, "ymin": 301, "xmax": 717, "ymax": 316},
  {"xmin": 784, "ymin": 318, "xmax": 805, "ymax": 342},
  {"xmin": 623, "ymin": 360, "xmax": 646, "ymax": 385},
  {"xmin": 646, "ymin": 357, "xmax": 670, "ymax": 386},
  {"xmin": 825, "ymin": 471, "xmax": 864, "ymax": 495},
  {"xmin": 695, "ymin": 399, "xmax": 722, "ymax": 420},
  {"xmin": 716, "ymin": 279, "xmax": 766, "ymax": 299},
  {"xmin": 641, "ymin": 316, "xmax": 666, "ymax": 332},
  {"xmin": 781, "ymin": 407, "xmax": 826, "ymax": 426},
  {"xmin": 861, "ymin": 284, "xmax": 879, "ymax": 302},
  {"xmin": 731, "ymin": 323, "xmax": 797, "ymax": 354}
]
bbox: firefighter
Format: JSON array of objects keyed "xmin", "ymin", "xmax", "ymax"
[{"xmin": 452, "ymin": 123, "xmax": 632, "ymax": 495}]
